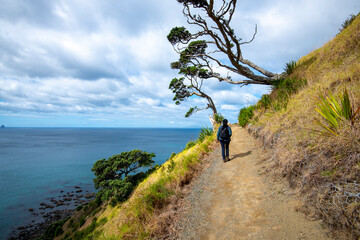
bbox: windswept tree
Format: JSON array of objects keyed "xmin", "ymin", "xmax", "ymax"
[
  {"xmin": 168, "ymin": 0, "xmax": 284, "ymax": 87},
  {"xmin": 91, "ymin": 150, "xmax": 155, "ymax": 203}
]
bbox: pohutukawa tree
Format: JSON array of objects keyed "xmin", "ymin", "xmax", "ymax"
[{"xmin": 168, "ymin": 0, "xmax": 284, "ymax": 87}]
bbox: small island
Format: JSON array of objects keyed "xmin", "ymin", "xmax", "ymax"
[{"xmin": 0, "ymin": 125, "xmax": 5, "ymax": 128}]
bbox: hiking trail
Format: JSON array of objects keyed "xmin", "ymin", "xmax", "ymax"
[{"xmin": 173, "ymin": 125, "xmax": 331, "ymax": 240}]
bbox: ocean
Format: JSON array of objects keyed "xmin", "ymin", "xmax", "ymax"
[{"xmin": 0, "ymin": 127, "xmax": 200, "ymax": 239}]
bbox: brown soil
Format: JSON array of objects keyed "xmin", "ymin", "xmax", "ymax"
[{"xmin": 174, "ymin": 125, "xmax": 332, "ymax": 240}]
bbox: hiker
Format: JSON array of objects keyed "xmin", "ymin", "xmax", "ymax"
[{"xmin": 217, "ymin": 119, "xmax": 232, "ymax": 162}]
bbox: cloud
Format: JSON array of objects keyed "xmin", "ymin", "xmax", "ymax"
[{"xmin": 0, "ymin": 0, "xmax": 359, "ymax": 127}]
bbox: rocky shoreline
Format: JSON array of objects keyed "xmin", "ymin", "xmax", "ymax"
[{"xmin": 8, "ymin": 185, "xmax": 95, "ymax": 240}]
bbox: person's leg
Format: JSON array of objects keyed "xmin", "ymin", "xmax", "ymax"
[
  {"xmin": 225, "ymin": 141, "xmax": 230, "ymax": 160},
  {"xmin": 220, "ymin": 141, "xmax": 226, "ymax": 161}
]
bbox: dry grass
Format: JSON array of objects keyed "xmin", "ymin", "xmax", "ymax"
[{"xmin": 250, "ymin": 14, "xmax": 360, "ymax": 239}]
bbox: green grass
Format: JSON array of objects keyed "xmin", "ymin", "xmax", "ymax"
[{"xmin": 82, "ymin": 129, "xmax": 217, "ymax": 239}]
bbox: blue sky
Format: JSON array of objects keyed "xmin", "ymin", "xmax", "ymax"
[{"xmin": 0, "ymin": 0, "xmax": 359, "ymax": 128}]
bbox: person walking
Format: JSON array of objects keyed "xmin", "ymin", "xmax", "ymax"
[{"xmin": 217, "ymin": 119, "xmax": 232, "ymax": 162}]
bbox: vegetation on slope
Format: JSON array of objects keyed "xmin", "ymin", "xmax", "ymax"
[
  {"xmin": 242, "ymin": 13, "xmax": 360, "ymax": 239},
  {"xmin": 55, "ymin": 127, "xmax": 216, "ymax": 239}
]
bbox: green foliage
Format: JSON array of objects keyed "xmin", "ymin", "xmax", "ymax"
[
  {"xmin": 92, "ymin": 149, "xmax": 155, "ymax": 189},
  {"xmin": 321, "ymin": 168, "xmax": 337, "ymax": 176},
  {"xmin": 238, "ymin": 106, "xmax": 255, "ymax": 127},
  {"xmin": 185, "ymin": 107, "xmax": 198, "ymax": 118},
  {"xmin": 177, "ymin": 0, "xmax": 208, "ymax": 8},
  {"xmin": 198, "ymin": 127, "xmax": 213, "ymax": 143},
  {"xmin": 72, "ymin": 216, "xmax": 108, "ymax": 240},
  {"xmin": 169, "ymin": 152, "xmax": 176, "ymax": 160},
  {"xmin": 167, "ymin": 26, "xmax": 191, "ymax": 45},
  {"xmin": 258, "ymin": 94, "xmax": 271, "ymax": 110},
  {"xmin": 92, "ymin": 150, "xmax": 156, "ymax": 205},
  {"xmin": 214, "ymin": 113, "xmax": 224, "ymax": 123},
  {"xmin": 76, "ymin": 205, "xmax": 83, "ymax": 211},
  {"xmin": 167, "ymin": 158, "xmax": 176, "ymax": 172},
  {"xmin": 339, "ymin": 13, "xmax": 358, "ymax": 33},
  {"xmin": 143, "ymin": 180, "xmax": 174, "ymax": 211},
  {"xmin": 38, "ymin": 217, "xmax": 69, "ymax": 240},
  {"xmin": 185, "ymin": 140, "xmax": 197, "ymax": 150},
  {"xmin": 271, "ymin": 77, "xmax": 308, "ymax": 110},
  {"xmin": 169, "ymin": 77, "xmax": 192, "ymax": 106},
  {"xmin": 79, "ymin": 216, "xmax": 86, "ymax": 227},
  {"xmin": 314, "ymin": 88, "xmax": 360, "ymax": 135},
  {"xmin": 284, "ymin": 60, "xmax": 297, "ymax": 75}
]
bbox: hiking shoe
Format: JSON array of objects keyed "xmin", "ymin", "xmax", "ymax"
[
  {"xmin": 226, "ymin": 156, "xmax": 230, "ymax": 162},
  {"xmin": 223, "ymin": 158, "xmax": 226, "ymax": 163}
]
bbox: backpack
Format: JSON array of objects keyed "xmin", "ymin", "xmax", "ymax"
[{"xmin": 220, "ymin": 126, "xmax": 230, "ymax": 140}]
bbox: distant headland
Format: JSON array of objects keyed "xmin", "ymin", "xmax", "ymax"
[{"xmin": 0, "ymin": 125, "xmax": 5, "ymax": 128}]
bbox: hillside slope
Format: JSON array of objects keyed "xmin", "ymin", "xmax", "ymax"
[{"xmin": 248, "ymin": 14, "xmax": 360, "ymax": 239}]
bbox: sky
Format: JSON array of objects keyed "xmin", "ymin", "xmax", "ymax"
[{"xmin": 0, "ymin": 0, "xmax": 359, "ymax": 128}]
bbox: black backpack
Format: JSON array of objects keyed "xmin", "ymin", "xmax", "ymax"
[{"xmin": 220, "ymin": 126, "xmax": 230, "ymax": 140}]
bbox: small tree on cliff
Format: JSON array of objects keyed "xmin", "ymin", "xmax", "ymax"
[
  {"xmin": 92, "ymin": 150, "xmax": 155, "ymax": 203},
  {"xmin": 168, "ymin": 0, "xmax": 283, "ymax": 87},
  {"xmin": 92, "ymin": 149, "xmax": 155, "ymax": 189}
]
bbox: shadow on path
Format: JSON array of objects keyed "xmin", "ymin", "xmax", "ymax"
[{"xmin": 231, "ymin": 151, "xmax": 252, "ymax": 160}]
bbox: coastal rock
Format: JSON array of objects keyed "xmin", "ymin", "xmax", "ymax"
[
  {"xmin": 63, "ymin": 198, "xmax": 72, "ymax": 201},
  {"xmin": 85, "ymin": 193, "xmax": 95, "ymax": 198},
  {"xmin": 28, "ymin": 208, "xmax": 34, "ymax": 212},
  {"xmin": 40, "ymin": 202, "xmax": 46, "ymax": 206},
  {"xmin": 76, "ymin": 194, "xmax": 83, "ymax": 198},
  {"xmin": 74, "ymin": 186, "xmax": 81, "ymax": 189},
  {"xmin": 75, "ymin": 189, "xmax": 82, "ymax": 193}
]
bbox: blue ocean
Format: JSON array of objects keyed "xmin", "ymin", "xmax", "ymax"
[{"xmin": 0, "ymin": 128, "xmax": 200, "ymax": 239}]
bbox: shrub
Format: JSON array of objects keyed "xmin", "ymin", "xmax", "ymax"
[
  {"xmin": 38, "ymin": 217, "xmax": 69, "ymax": 240},
  {"xmin": 258, "ymin": 94, "xmax": 271, "ymax": 110},
  {"xmin": 214, "ymin": 113, "xmax": 224, "ymax": 123},
  {"xmin": 185, "ymin": 140, "xmax": 197, "ymax": 149},
  {"xmin": 79, "ymin": 216, "xmax": 86, "ymax": 227},
  {"xmin": 238, "ymin": 105, "xmax": 255, "ymax": 127},
  {"xmin": 198, "ymin": 127, "xmax": 213, "ymax": 143},
  {"xmin": 339, "ymin": 13, "xmax": 358, "ymax": 33},
  {"xmin": 271, "ymin": 77, "xmax": 307, "ymax": 110},
  {"xmin": 284, "ymin": 60, "xmax": 297, "ymax": 75},
  {"xmin": 143, "ymin": 180, "xmax": 174, "ymax": 211},
  {"xmin": 167, "ymin": 158, "xmax": 176, "ymax": 172}
]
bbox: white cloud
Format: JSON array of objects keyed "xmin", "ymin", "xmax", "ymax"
[
  {"xmin": 136, "ymin": 97, "xmax": 160, "ymax": 106},
  {"xmin": 0, "ymin": 0, "xmax": 358, "ymax": 127}
]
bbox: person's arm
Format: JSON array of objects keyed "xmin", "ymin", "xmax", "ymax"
[{"xmin": 217, "ymin": 126, "xmax": 221, "ymax": 141}]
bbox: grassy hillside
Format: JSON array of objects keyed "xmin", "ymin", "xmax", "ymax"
[
  {"xmin": 247, "ymin": 14, "xmax": 360, "ymax": 238},
  {"xmin": 54, "ymin": 128, "xmax": 217, "ymax": 239}
]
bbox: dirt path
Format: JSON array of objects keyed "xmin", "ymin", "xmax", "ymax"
[{"xmin": 175, "ymin": 125, "xmax": 331, "ymax": 240}]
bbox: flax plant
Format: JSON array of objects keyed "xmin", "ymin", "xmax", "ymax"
[{"xmin": 314, "ymin": 88, "xmax": 360, "ymax": 135}]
